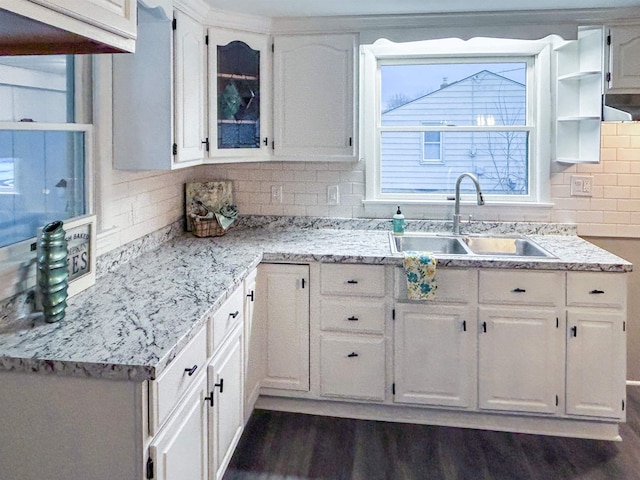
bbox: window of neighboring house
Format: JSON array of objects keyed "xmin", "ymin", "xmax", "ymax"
[
  {"xmin": 0, "ymin": 55, "xmax": 91, "ymax": 251},
  {"xmin": 422, "ymin": 124, "xmax": 442, "ymax": 163},
  {"xmin": 362, "ymin": 37, "xmax": 552, "ymax": 204}
]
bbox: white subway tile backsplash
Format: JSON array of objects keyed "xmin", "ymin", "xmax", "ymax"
[{"xmin": 96, "ymin": 122, "xmax": 640, "ymax": 256}]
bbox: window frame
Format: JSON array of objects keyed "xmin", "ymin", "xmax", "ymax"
[
  {"xmin": 361, "ymin": 37, "xmax": 552, "ymax": 206},
  {"xmin": 0, "ymin": 55, "xmax": 93, "ymax": 301}
]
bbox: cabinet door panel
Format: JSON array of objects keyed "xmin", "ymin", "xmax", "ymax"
[
  {"xmin": 244, "ymin": 268, "xmax": 261, "ymax": 419},
  {"xmin": 258, "ymin": 264, "xmax": 310, "ymax": 391},
  {"xmin": 208, "ymin": 28, "xmax": 271, "ymax": 160},
  {"xmin": 273, "ymin": 34, "xmax": 357, "ymax": 161},
  {"xmin": 608, "ymin": 26, "xmax": 640, "ymax": 92},
  {"xmin": 149, "ymin": 374, "xmax": 208, "ymax": 480},
  {"xmin": 478, "ymin": 307, "xmax": 562, "ymax": 414},
  {"xmin": 174, "ymin": 10, "xmax": 205, "ymax": 165},
  {"xmin": 394, "ymin": 304, "xmax": 476, "ymax": 408},
  {"xmin": 209, "ymin": 327, "xmax": 244, "ymax": 480},
  {"xmin": 566, "ymin": 310, "xmax": 626, "ymax": 419}
]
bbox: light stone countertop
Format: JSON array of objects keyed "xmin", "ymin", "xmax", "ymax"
[{"xmin": 0, "ymin": 224, "xmax": 632, "ymax": 382}]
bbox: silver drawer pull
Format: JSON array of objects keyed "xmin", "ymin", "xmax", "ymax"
[{"xmin": 590, "ymin": 289, "xmax": 605, "ymax": 294}]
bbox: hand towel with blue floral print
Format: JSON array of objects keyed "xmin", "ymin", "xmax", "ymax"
[{"xmin": 403, "ymin": 251, "xmax": 437, "ymax": 300}]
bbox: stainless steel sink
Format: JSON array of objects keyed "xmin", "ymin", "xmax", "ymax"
[
  {"xmin": 389, "ymin": 232, "xmax": 471, "ymax": 255},
  {"xmin": 389, "ymin": 232, "xmax": 555, "ymax": 258},
  {"xmin": 462, "ymin": 236, "xmax": 554, "ymax": 258}
]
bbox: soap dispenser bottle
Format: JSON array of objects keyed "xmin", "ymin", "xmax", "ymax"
[{"xmin": 393, "ymin": 206, "xmax": 405, "ymax": 236}]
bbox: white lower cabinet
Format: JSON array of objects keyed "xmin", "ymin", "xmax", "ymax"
[
  {"xmin": 208, "ymin": 325, "xmax": 244, "ymax": 480},
  {"xmin": 478, "ymin": 307, "xmax": 563, "ymax": 414},
  {"xmin": 318, "ymin": 264, "xmax": 388, "ymax": 401},
  {"xmin": 476, "ymin": 270, "xmax": 564, "ymax": 415},
  {"xmin": 258, "ymin": 263, "xmax": 310, "ymax": 392},
  {"xmin": 149, "ymin": 373, "xmax": 209, "ymax": 480},
  {"xmin": 244, "ymin": 268, "xmax": 261, "ymax": 420},
  {"xmin": 319, "ymin": 335, "xmax": 386, "ymax": 401},
  {"xmin": 394, "ymin": 303, "xmax": 476, "ymax": 409},
  {"xmin": 565, "ymin": 272, "xmax": 627, "ymax": 419},
  {"xmin": 566, "ymin": 310, "xmax": 626, "ymax": 418}
]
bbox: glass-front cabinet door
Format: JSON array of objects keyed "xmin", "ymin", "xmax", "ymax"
[{"xmin": 208, "ymin": 28, "xmax": 271, "ymax": 161}]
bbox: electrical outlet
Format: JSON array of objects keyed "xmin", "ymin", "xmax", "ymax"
[
  {"xmin": 327, "ymin": 185, "xmax": 339, "ymax": 205},
  {"xmin": 271, "ymin": 185, "xmax": 283, "ymax": 204},
  {"xmin": 570, "ymin": 175, "xmax": 593, "ymax": 197}
]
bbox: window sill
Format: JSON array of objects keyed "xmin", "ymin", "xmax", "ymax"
[{"xmin": 362, "ymin": 199, "xmax": 555, "ymax": 208}]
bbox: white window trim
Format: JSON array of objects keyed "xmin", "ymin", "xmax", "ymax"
[
  {"xmin": 0, "ymin": 56, "xmax": 94, "ymax": 301},
  {"xmin": 361, "ymin": 36, "xmax": 553, "ymax": 206}
]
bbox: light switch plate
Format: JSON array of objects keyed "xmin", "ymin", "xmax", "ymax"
[{"xmin": 570, "ymin": 175, "xmax": 593, "ymax": 197}]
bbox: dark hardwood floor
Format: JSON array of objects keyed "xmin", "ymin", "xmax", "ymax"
[{"xmin": 223, "ymin": 387, "xmax": 640, "ymax": 480}]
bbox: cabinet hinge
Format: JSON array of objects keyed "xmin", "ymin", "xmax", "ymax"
[
  {"xmin": 172, "ymin": 18, "xmax": 177, "ymax": 30},
  {"xmin": 146, "ymin": 457, "xmax": 154, "ymax": 479},
  {"xmin": 623, "ymin": 399, "xmax": 626, "ymax": 411},
  {"xmin": 205, "ymin": 34, "xmax": 209, "ymax": 45},
  {"xmin": 392, "ymin": 382, "xmax": 396, "ymax": 395},
  {"xmin": 172, "ymin": 143, "xmax": 177, "ymax": 156},
  {"xmin": 392, "ymin": 308, "xmax": 395, "ymax": 320},
  {"xmin": 607, "ymin": 34, "xmax": 611, "ymax": 46},
  {"xmin": 606, "ymin": 72, "xmax": 611, "ymax": 82},
  {"xmin": 271, "ymin": 43, "xmax": 274, "ymax": 52},
  {"xmin": 271, "ymin": 140, "xmax": 275, "ymax": 150}
]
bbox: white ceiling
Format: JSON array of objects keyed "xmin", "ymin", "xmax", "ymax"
[{"xmin": 204, "ymin": 0, "xmax": 640, "ymax": 17}]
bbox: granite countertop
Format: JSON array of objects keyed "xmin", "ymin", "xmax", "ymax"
[{"xmin": 0, "ymin": 224, "xmax": 632, "ymax": 382}]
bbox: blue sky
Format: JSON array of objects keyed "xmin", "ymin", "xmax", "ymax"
[{"xmin": 381, "ymin": 62, "xmax": 526, "ymax": 110}]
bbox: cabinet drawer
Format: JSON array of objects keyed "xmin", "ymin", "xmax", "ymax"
[
  {"xmin": 208, "ymin": 285, "xmax": 244, "ymax": 357},
  {"xmin": 479, "ymin": 270, "xmax": 564, "ymax": 306},
  {"xmin": 320, "ymin": 336, "xmax": 386, "ymax": 401},
  {"xmin": 150, "ymin": 327, "xmax": 207, "ymax": 434},
  {"xmin": 567, "ymin": 272, "xmax": 627, "ymax": 308},
  {"xmin": 320, "ymin": 264, "xmax": 385, "ymax": 297},
  {"xmin": 320, "ymin": 298, "xmax": 385, "ymax": 334},
  {"xmin": 395, "ymin": 267, "xmax": 476, "ymax": 303}
]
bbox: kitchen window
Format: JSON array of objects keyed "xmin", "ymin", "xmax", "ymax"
[
  {"xmin": 361, "ymin": 37, "xmax": 553, "ymax": 205},
  {"xmin": 0, "ymin": 55, "xmax": 91, "ymax": 251}
]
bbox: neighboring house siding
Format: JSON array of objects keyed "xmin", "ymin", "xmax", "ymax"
[{"xmin": 381, "ymin": 71, "xmax": 527, "ymax": 194}]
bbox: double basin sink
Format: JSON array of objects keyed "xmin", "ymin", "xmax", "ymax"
[{"xmin": 390, "ymin": 232, "xmax": 555, "ymax": 258}]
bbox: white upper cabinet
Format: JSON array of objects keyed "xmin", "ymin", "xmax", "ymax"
[
  {"xmin": 273, "ymin": 33, "xmax": 358, "ymax": 162},
  {"xmin": 1, "ymin": 0, "xmax": 137, "ymax": 54},
  {"xmin": 113, "ymin": 6, "xmax": 206, "ymax": 170},
  {"xmin": 553, "ymin": 27, "xmax": 604, "ymax": 164},
  {"xmin": 606, "ymin": 25, "xmax": 640, "ymax": 93},
  {"xmin": 174, "ymin": 9, "xmax": 207, "ymax": 166},
  {"xmin": 207, "ymin": 28, "xmax": 272, "ymax": 162}
]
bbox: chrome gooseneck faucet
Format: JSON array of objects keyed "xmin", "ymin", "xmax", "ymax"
[{"xmin": 453, "ymin": 173, "xmax": 485, "ymax": 235}]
